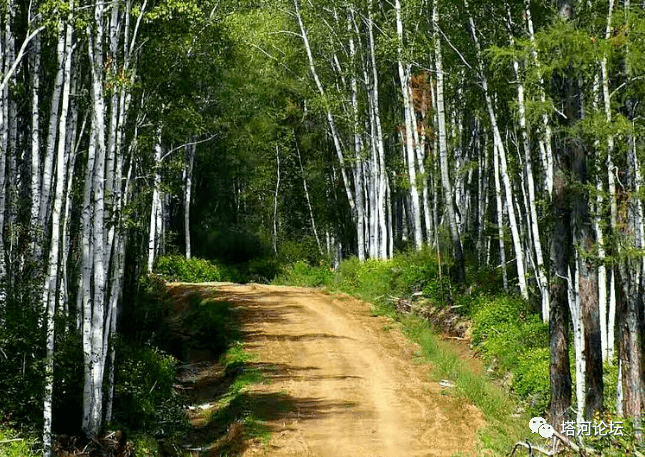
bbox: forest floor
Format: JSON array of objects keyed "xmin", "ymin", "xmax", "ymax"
[{"xmin": 167, "ymin": 282, "xmax": 485, "ymax": 457}]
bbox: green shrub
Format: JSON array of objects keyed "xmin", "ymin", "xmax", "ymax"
[
  {"xmin": 182, "ymin": 294, "xmax": 236, "ymax": 359},
  {"xmin": 355, "ymin": 259, "xmax": 394, "ymax": 301},
  {"xmin": 0, "ymin": 428, "xmax": 37, "ymax": 457},
  {"xmin": 513, "ymin": 347, "xmax": 550, "ymax": 415},
  {"xmin": 247, "ymin": 257, "xmax": 284, "ymax": 283},
  {"xmin": 471, "ymin": 295, "xmax": 524, "ymax": 346},
  {"xmin": 471, "ymin": 295, "xmax": 548, "ymax": 371},
  {"xmin": 335, "ymin": 256, "xmax": 362, "ymax": 291},
  {"xmin": 154, "ymin": 255, "xmax": 222, "ymax": 282},
  {"xmin": 112, "ymin": 341, "xmax": 187, "ymax": 437},
  {"xmin": 275, "ymin": 261, "xmax": 333, "ymax": 288}
]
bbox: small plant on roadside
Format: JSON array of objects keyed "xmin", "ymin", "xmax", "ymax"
[
  {"xmin": 154, "ymin": 255, "xmax": 222, "ymax": 282},
  {"xmin": 112, "ymin": 341, "xmax": 187, "ymax": 437},
  {"xmin": 0, "ymin": 427, "xmax": 38, "ymax": 457}
]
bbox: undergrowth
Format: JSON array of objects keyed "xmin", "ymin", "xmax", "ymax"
[{"xmin": 0, "ymin": 427, "xmax": 38, "ymax": 457}]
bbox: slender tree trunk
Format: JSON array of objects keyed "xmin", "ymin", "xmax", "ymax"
[
  {"xmin": 83, "ymin": 1, "xmax": 108, "ymax": 436},
  {"xmin": 184, "ymin": 139, "xmax": 195, "ymax": 259},
  {"xmin": 492, "ymin": 128, "xmax": 508, "ymax": 290},
  {"xmin": 273, "ymin": 145, "xmax": 280, "ymax": 256},
  {"xmin": 433, "ymin": 0, "xmax": 464, "ymax": 282},
  {"xmin": 524, "ymin": 0, "xmax": 554, "ymax": 197},
  {"xmin": 293, "ymin": 0, "xmax": 355, "ymax": 217},
  {"xmin": 39, "ymin": 21, "xmax": 67, "ymax": 249},
  {"xmin": 42, "ymin": 7, "xmax": 74, "ymax": 454},
  {"xmin": 395, "ymin": 0, "xmax": 422, "ymax": 249},
  {"xmin": 348, "ymin": 14, "xmax": 365, "ymax": 260},
  {"xmin": 147, "ymin": 126, "xmax": 162, "ymax": 272},
  {"xmin": 29, "ymin": 24, "xmax": 41, "ymax": 253},
  {"xmin": 507, "ymin": 9, "xmax": 549, "ymax": 317},
  {"xmin": 367, "ymin": 1, "xmax": 387, "ymax": 259},
  {"xmin": 465, "ymin": 0, "xmax": 527, "ymax": 299}
]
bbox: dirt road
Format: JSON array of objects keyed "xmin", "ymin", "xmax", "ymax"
[{"xmin": 174, "ymin": 282, "xmax": 483, "ymax": 456}]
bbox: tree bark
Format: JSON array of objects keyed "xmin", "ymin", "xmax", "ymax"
[
  {"xmin": 433, "ymin": 0, "xmax": 464, "ymax": 282},
  {"xmin": 184, "ymin": 139, "xmax": 196, "ymax": 259},
  {"xmin": 395, "ymin": 0, "xmax": 422, "ymax": 250},
  {"xmin": 465, "ymin": 0, "xmax": 527, "ymax": 299}
]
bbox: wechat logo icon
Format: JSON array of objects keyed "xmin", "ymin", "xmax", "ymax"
[{"xmin": 529, "ymin": 417, "xmax": 555, "ymax": 438}]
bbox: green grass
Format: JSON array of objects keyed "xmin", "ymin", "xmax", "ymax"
[
  {"xmin": 197, "ymin": 343, "xmax": 271, "ymax": 454},
  {"xmin": 0, "ymin": 427, "xmax": 37, "ymax": 457},
  {"xmin": 391, "ymin": 314, "xmax": 528, "ymax": 455}
]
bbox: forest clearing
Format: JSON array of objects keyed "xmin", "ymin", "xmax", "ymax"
[{"xmin": 2, "ymin": 0, "xmax": 645, "ymax": 456}]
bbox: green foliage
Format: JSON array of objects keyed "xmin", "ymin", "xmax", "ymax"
[
  {"xmin": 112, "ymin": 341, "xmax": 187, "ymax": 437},
  {"xmin": 0, "ymin": 273, "xmax": 47, "ymax": 430},
  {"xmin": 246, "ymin": 258, "xmax": 284, "ymax": 284},
  {"xmin": 119, "ymin": 274, "xmax": 174, "ymax": 350},
  {"xmin": 154, "ymin": 255, "xmax": 222, "ymax": 282},
  {"xmin": 353, "ymin": 259, "xmax": 395, "ymax": 302},
  {"xmin": 52, "ymin": 326, "xmax": 84, "ymax": 435},
  {"xmin": 513, "ymin": 347, "xmax": 551, "ymax": 416},
  {"xmin": 131, "ymin": 433, "xmax": 160, "ymax": 457},
  {"xmin": 275, "ymin": 261, "xmax": 334, "ymax": 288},
  {"xmin": 182, "ymin": 295, "xmax": 237, "ymax": 359},
  {"xmin": 471, "ymin": 295, "xmax": 548, "ymax": 370},
  {"xmin": 0, "ymin": 427, "xmax": 37, "ymax": 457}
]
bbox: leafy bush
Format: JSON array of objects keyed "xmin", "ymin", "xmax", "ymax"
[
  {"xmin": 112, "ymin": 341, "xmax": 187, "ymax": 437},
  {"xmin": 247, "ymin": 257, "xmax": 284, "ymax": 283},
  {"xmin": 513, "ymin": 347, "xmax": 550, "ymax": 415},
  {"xmin": 335, "ymin": 256, "xmax": 362, "ymax": 291},
  {"xmin": 355, "ymin": 259, "xmax": 394, "ymax": 301},
  {"xmin": 0, "ymin": 427, "xmax": 37, "ymax": 457},
  {"xmin": 275, "ymin": 261, "xmax": 334, "ymax": 288},
  {"xmin": 154, "ymin": 255, "xmax": 222, "ymax": 282},
  {"xmin": 471, "ymin": 295, "xmax": 548, "ymax": 370},
  {"xmin": 182, "ymin": 294, "xmax": 237, "ymax": 359},
  {"xmin": 118, "ymin": 274, "xmax": 174, "ymax": 351}
]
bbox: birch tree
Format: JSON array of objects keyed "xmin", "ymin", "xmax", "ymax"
[{"xmin": 433, "ymin": 0, "xmax": 465, "ymax": 282}]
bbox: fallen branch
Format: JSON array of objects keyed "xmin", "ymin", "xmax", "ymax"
[
  {"xmin": 509, "ymin": 441, "xmax": 553, "ymax": 456},
  {"xmin": 0, "ymin": 439, "xmax": 24, "ymax": 444},
  {"xmin": 552, "ymin": 429, "xmax": 599, "ymax": 455}
]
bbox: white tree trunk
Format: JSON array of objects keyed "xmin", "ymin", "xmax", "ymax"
[
  {"xmin": 395, "ymin": 0, "xmax": 422, "ymax": 249},
  {"xmin": 293, "ymin": 0, "xmax": 355, "ymax": 215},
  {"xmin": 433, "ymin": 0, "xmax": 464, "ymax": 281},
  {"xmin": 493, "ymin": 127, "xmax": 508, "ymax": 290},
  {"xmin": 466, "ymin": 1, "xmax": 527, "ymax": 299},
  {"xmin": 367, "ymin": 1, "xmax": 388, "ymax": 259},
  {"xmin": 82, "ymin": 1, "xmax": 108, "ymax": 436},
  {"xmin": 524, "ymin": 0, "xmax": 554, "ymax": 197},
  {"xmin": 147, "ymin": 126, "xmax": 162, "ymax": 272},
  {"xmin": 348, "ymin": 15, "xmax": 365, "ymax": 260},
  {"xmin": 29, "ymin": 29, "xmax": 41, "ymax": 249},
  {"xmin": 273, "ymin": 145, "xmax": 280, "ymax": 255},
  {"xmin": 42, "ymin": 7, "xmax": 74, "ymax": 454},
  {"xmin": 507, "ymin": 10, "xmax": 549, "ymax": 316},
  {"xmin": 39, "ymin": 21, "xmax": 67, "ymax": 244},
  {"xmin": 184, "ymin": 139, "xmax": 195, "ymax": 259}
]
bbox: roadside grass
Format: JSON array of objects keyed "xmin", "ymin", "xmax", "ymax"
[
  {"xmin": 0, "ymin": 427, "xmax": 38, "ymax": 457},
  {"xmin": 196, "ymin": 343, "xmax": 271, "ymax": 455},
  {"xmin": 171, "ymin": 288, "xmax": 272, "ymax": 456},
  {"xmin": 392, "ymin": 313, "xmax": 528, "ymax": 456}
]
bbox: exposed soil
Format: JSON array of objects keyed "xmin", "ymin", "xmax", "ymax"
[{"xmin": 169, "ymin": 282, "xmax": 484, "ymax": 457}]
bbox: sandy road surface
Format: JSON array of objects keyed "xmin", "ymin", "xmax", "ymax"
[{"xmin": 173, "ymin": 282, "xmax": 483, "ymax": 456}]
